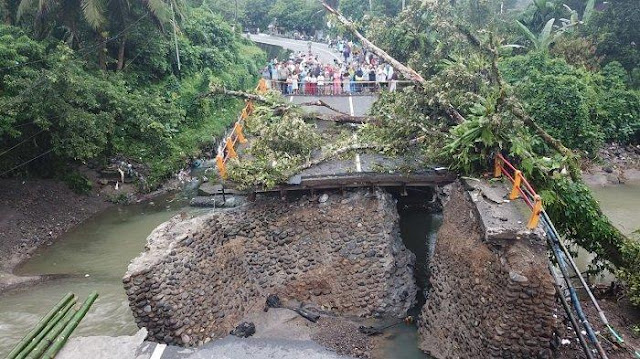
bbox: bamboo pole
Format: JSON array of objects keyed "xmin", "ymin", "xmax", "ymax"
[
  {"xmin": 7, "ymin": 292, "xmax": 75, "ymax": 359},
  {"xmin": 15, "ymin": 299, "xmax": 76, "ymax": 359},
  {"xmin": 41, "ymin": 291, "xmax": 99, "ymax": 359},
  {"xmin": 24, "ymin": 307, "xmax": 77, "ymax": 359}
]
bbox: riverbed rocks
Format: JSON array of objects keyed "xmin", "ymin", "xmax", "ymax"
[
  {"xmin": 123, "ymin": 189, "xmax": 416, "ymax": 346},
  {"xmin": 418, "ymin": 181, "xmax": 557, "ymax": 358}
]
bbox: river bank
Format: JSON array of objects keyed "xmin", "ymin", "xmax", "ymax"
[
  {"xmin": 0, "ymin": 179, "xmax": 111, "ymax": 291},
  {"xmin": 0, "ymin": 174, "xmax": 185, "ymax": 293},
  {"xmin": 582, "ymin": 143, "xmax": 640, "ymax": 187}
]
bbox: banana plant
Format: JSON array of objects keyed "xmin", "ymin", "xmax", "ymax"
[
  {"xmin": 515, "ymin": 18, "xmax": 562, "ymax": 51},
  {"xmin": 559, "ymin": 0, "xmax": 596, "ymax": 30}
]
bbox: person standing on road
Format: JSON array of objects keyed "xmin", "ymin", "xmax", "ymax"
[
  {"xmin": 291, "ymin": 74, "xmax": 299, "ymax": 95},
  {"xmin": 333, "ymin": 71, "xmax": 341, "ymax": 95},
  {"xmin": 308, "ymin": 74, "xmax": 317, "ymax": 95},
  {"xmin": 367, "ymin": 67, "xmax": 376, "ymax": 93},
  {"xmin": 390, "ymin": 71, "xmax": 398, "ymax": 92},
  {"xmin": 343, "ymin": 42, "xmax": 351, "ymax": 62},
  {"xmin": 317, "ymin": 72, "xmax": 325, "ymax": 95},
  {"xmin": 300, "ymin": 68, "xmax": 307, "ymax": 95},
  {"xmin": 285, "ymin": 74, "xmax": 293, "ymax": 95}
]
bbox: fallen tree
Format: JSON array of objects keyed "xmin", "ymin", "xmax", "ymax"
[
  {"xmin": 317, "ymin": 0, "xmax": 578, "ymax": 172},
  {"xmin": 203, "ymin": 87, "xmax": 374, "ymax": 124}
]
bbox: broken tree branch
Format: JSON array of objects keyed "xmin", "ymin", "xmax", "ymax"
[
  {"xmin": 317, "ymin": 1, "xmax": 468, "ymax": 125},
  {"xmin": 318, "ymin": 1, "xmax": 425, "ymax": 84},
  {"xmin": 302, "ymin": 114, "xmax": 374, "ymax": 124},
  {"xmin": 203, "ymin": 87, "xmax": 375, "ymax": 124},
  {"xmin": 201, "ymin": 87, "xmax": 273, "ymax": 104},
  {"xmin": 454, "ymin": 26, "xmax": 582, "ymax": 180},
  {"xmin": 298, "ymin": 100, "xmax": 351, "ymax": 117},
  {"xmin": 297, "ymin": 143, "xmax": 380, "ymax": 172}
]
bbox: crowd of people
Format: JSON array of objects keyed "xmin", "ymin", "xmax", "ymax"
[{"xmin": 261, "ymin": 40, "xmax": 402, "ymax": 95}]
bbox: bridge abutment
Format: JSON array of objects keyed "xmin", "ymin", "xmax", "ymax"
[
  {"xmin": 419, "ymin": 180, "xmax": 557, "ymax": 358},
  {"xmin": 123, "ymin": 189, "xmax": 417, "ymax": 346}
]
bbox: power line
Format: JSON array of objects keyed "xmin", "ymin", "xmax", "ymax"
[
  {"xmin": 0, "ymin": 12, "xmax": 150, "ymax": 73},
  {"xmin": 0, "ymin": 12, "xmax": 151, "ymax": 112},
  {"xmin": 0, "ymin": 129, "xmax": 45, "ymax": 158},
  {"xmin": 0, "ymin": 148, "xmax": 53, "ymax": 177}
]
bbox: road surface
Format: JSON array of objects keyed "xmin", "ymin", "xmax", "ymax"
[{"xmin": 251, "ymin": 33, "xmax": 342, "ymax": 64}]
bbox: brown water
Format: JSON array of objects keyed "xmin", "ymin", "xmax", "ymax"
[
  {"xmin": 0, "ymin": 196, "xmax": 187, "ymax": 357},
  {"xmin": 1, "ymin": 182, "xmax": 635, "ymax": 358},
  {"xmin": 573, "ymin": 181, "xmax": 640, "ymax": 283},
  {"xmin": 590, "ymin": 181, "xmax": 640, "ymax": 237}
]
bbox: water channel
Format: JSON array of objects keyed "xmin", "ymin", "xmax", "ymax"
[
  {"xmin": 0, "ymin": 195, "xmax": 187, "ymax": 356},
  {"xmin": 0, "ymin": 181, "xmax": 637, "ymax": 358}
]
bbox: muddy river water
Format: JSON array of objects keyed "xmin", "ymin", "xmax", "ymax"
[{"xmin": 0, "ymin": 182, "xmax": 637, "ymax": 358}]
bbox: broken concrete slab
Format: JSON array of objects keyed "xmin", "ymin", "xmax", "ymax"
[{"xmin": 463, "ymin": 178, "xmax": 545, "ymax": 243}]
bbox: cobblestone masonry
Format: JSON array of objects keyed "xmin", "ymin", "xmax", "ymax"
[
  {"xmin": 419, "ymin": 181, "xmax": 558, "ymax": 358},
  {"xmin": 123, "ymin": 189, "xmax": 417, "ymax": 346}
]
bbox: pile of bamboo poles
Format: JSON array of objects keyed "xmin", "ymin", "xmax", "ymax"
[{"xmin": 7, "ymin": 291, "xmax": 99, "ymax": 359}]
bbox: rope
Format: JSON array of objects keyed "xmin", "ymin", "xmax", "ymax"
[{"xmin": 0, "ymin": 148, "xmax": 53, "ymax": 176}]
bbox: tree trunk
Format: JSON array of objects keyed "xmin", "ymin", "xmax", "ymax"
[
  {"xmin": 117, "ymin": 36, "xmax": 126, "ymax": 71},
  {"xmin": 97, "ymin": 33, "xmax": 107, "ymax": 71},
  {"xmin": 318, "ymin": 1, "xmax": 425, "ymax": 83}
]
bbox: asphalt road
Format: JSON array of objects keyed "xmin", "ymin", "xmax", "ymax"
[{"xmin": 250, "ymin": 33, "xmax": 342, "ymax": 64}]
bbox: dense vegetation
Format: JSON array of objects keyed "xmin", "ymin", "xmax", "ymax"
[
  {"xmin": 2, "ymin": 0, "xmax": 639, "ymax": 305},
  {"xmin": 222, "ymin": 0, "xmax": 640, "ymax": 305},
  {"xmin": 357, "ymin": 0, "xmax": 640, "ymax": 303},
  {"xmin": 0, "ymin": 2, "xmax": 264, "ymax": 190}
]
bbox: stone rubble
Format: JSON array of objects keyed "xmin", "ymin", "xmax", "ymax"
[{"xmin": 123, "ymin": 189, "xmax": 417, "ymax": 347}]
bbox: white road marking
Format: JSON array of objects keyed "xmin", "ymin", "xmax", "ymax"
[
  {"xmin": 289, "ymin": 96, "xmax": 294, "ymax": 103},
  {"xmin": 348, "ymin": 95, "xmax": 355, "ymax": 117},
  {"xmin": 353, "ymin": 133, "xmax": 362, "ymax": 172},
  {"xmin": 150, "ymin": 343, "xmax": 167, "ymax": 359}
]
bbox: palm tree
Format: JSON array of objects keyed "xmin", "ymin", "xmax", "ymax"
[{"xmin": 16, "ymin": 0, "xmax": 181, "ymax": 69}]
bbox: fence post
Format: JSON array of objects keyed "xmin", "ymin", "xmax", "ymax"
[
  {"xmin": 225, "ymin": 137, "xmax": 237, "ymax": 158},
  {"xmin": 246, "ymin": 101, "xmax": 254, "ymax": 116},
  {"xmin": 493, "ymin": 156, "xmax": 502, "ymax": 178},
  {"xmin": 216, "ymin": 154, "xmax": 226, "ymax": 179},
  {"xmin": 509, "ymin": 170, "xmax": 522, "ymax": 200},
  {"xmin": 527, "ymin": 195, "xmax": 543, "ymax": 229},
  {"xmin": 257, "ymin": 79, "xmax": 267, "ymax": 94},
  {"xmin": 236, "ymin": 123, "xmax": 247, "ymax": 144}
]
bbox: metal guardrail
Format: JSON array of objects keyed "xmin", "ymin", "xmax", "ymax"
[
  {"xmin": 493, "ymin": 153, "xmax": 543, "ymax": 229},
  {"xmin": 492, "ymin": 153, "xmax": 636, "ymax": 359},
  {"xmin": 265, "ymin": 79, "xmax": 414, "ymax": 96},
  {"xmin": 215, "ymin": 79, "xmax": 267, "ymax": 179}
]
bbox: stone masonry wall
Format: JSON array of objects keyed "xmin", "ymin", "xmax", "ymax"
[
  {"xmin": 123, "ymin": 189, "xmax": 416, "ymax": 346},
  {"xmin": 419, "ymin": 181, "xmax": 558, "ymax": 358}
]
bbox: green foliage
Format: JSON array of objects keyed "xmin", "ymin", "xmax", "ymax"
[
  {"xmin": 227, "ymin": 101, "xmax": 321, "ymax": 190},
  {"xmin": 0, "ymin": 9, "xmax": 265, "ymax": 189},
  {"xmin": 593, "ymin": 63, "xmax": 640, "ymax": 144},
  {"xmin": 339, "ymin": 0, "xmax": 402, "ymax": 21},
  {"xmin": 549, "ymin": 34, "xmax": 601, "ymax": 70},
  {"xmin": 267, "ymin": 0, "xmax": 324, "ymax": 34},
  {"xmin": 587, "ymin": 0, "xmax": 640, "ymax": 75},
  {"xmin": 501, "ymin": 52, "xmax": 640, "ymax": 151},
  {"xmin": 515, "ymin": 18, "xmax": 562, "ymax": 50},
  {"xmin": 60, "ymin": 171, "xmax": 93, "ymax": 194},
  {"xmin": 442, "ymin": 105, "xmax": 521, "ymax": 174}
]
